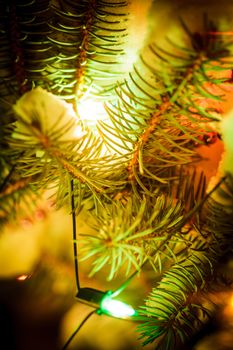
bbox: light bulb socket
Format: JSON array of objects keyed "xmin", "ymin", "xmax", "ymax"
[{"xmin": 76, "ymin": 287, "xmax": 107, "ymax": 308}]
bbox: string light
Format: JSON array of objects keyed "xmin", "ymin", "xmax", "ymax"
[
  {"xmin": 76, "ymin": 288, "xmax": 137, "ymax": 319},
  {"xmin": 62, "ymin": 182, "xmax": 138, "ymax": 350}
]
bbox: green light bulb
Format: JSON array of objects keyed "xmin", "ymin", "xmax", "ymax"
[{"xmin": 101, "ymin": 295, "xmax": 137, "ymax": 318}]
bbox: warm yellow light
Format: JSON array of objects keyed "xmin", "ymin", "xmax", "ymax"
[
  {"xmin": 77, "ymin": 99, "xmax": 108, "ymax": 125},
  {"xmin": 73, "ymin": 124, "xmax": 86, "ymax": 139}
]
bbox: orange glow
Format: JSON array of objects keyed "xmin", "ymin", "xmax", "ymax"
[
  {"xmin": 208, "ymin": 31, "xmax": 233, "ymax": 36},
  {"xmin": 230, "ymin": 294, "xmax": 233, "ymax": 309},
  {"xmin": 17, "ymin": 274, "xmax": 29, "ymax": 281},
  {"xmin": 222, "ymin": 293, "xmax": 233, "ymax": 321}
]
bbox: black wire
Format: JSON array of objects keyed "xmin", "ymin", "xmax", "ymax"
[
  {"xmin": 70, "ymin": 179, "xmax": 80, "ymax": 291},
  {"xmin": 62, "ymin": 309, "xmax": 97, "ymax": 350}
]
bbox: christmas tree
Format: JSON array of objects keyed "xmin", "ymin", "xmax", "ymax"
[{"xmin": 0, "ymin": 1, "xmax": 233, "ymax": 349}]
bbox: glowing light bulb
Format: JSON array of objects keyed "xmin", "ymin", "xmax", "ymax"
[
  {"xmin": 73, "ymin": 124, "xmax": 86, "ymax": 139},
  {"xmin": 76, "ymin": 288, "xmax": 137, "ymax": 319},
  {"xmin": 100, "ymin": 295, "xmax": 137, "ymax": 318},
  {"xmin": 77, "ymin": 99, "xmax": 108, "ymax": 125}
]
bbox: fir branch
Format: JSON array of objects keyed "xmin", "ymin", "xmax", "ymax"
[
  {"xmin": 0, "ymin": 0, "xmax": 52, "ymax": 101},
  {"xmin": 10, "ymin": 124, "xmax": 127, "ymax": 201},
  {"xmin": 79, "ymin": 192, "xmax": 187, "ymax": 280},
  {"xmin": 99, "ymin": 19, "xmax": 231, "ymax": 190},
  {"xmin": 8, "ymin": 88, "xmax": 129, "ymax": 205},
  {"xmin": 0, "ymin": 4, "xmax": 233, "ymax": 350},
  {"xmin": 47, "ymin": 0, "xmax": 129, "ymax": 103},
  {"xmin": 137, "ymin": 252, "xmax": 216, "ymax": 348},
  {"xmin": 0, "ymin": 175, "xmax": 35, "ymax": 227},
  {"xmin": 137, "ymin": 174, "xmax": 233, "ymax": 349},
  {"xmin": 127, "ymin": 101, "xmax": 170, "ymax": 182},
  {"xmin": 78, "ymin": 168, "xmax": 206, "ymax": 281},
  {"xmin": 7, "ymin": 2, "xmax": 30, "ymax": 95},
  {"xmin": 0, "ymin": 2, "xmax": 20, "ymax": 102}
]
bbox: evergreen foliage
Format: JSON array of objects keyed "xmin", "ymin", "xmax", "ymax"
[{"xmin": 0, "ymin": 1, "xmax": 233, "ymax": 349}]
